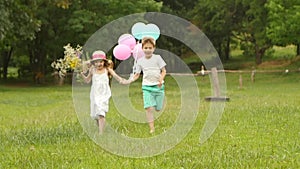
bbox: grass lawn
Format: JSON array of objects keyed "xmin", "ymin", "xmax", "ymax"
[{"xmin": 0, "ymin": 72, "xmax": 300, "ymax": 168}]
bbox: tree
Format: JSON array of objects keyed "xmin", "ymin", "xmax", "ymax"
[
  {"xmin": 26, "ymin": 0, "xmax": 75, "ymax": 80},
  {"xmin": 191, "ymin": 0, "xmax": 244, "ymax": 61},
  {"xmin": 154, "ymin": 0, "xmax": 198, "ymax": 57},
  {"xmin": 192, "ymin": 0, "xmax": 273, "ymax": 65},
  {"xmin": 0, "ymin": 0, "xmax": 40, "ymax": 79},
  {"xmin": 7, "ymin": 0, "xmax": 161, "ymax": 81},
  {"xmin": 266, "ymin": 0, "xmax": 300, "ymax": 55},
  {"xmin": 235, "ymin": 0, "xmax": 272, "ymax": 65},
  {"xmin": 156, "ymin": 0, "xmax": 197, "ymax": 17}
]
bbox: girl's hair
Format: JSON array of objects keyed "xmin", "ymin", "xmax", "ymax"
[
  {"xmin": 107, "ymin": 60, "xmax": 114, "ymax": 69},
  {"xmin": 91, "ymin": 59, "xmax": 109, "ymax": 67},
  {"xmin": 142, "ymin": 37, "xmax": 156, "ymax": 48}
]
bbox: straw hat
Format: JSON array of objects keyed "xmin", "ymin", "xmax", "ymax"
[{"xmin": 91, "ymin": 50, "xmax": 107, "ymax": 62}]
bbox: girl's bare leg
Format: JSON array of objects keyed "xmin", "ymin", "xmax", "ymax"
[{"xmin": 98, "ymin": 116, "xmax": 106, "ymax": 134}]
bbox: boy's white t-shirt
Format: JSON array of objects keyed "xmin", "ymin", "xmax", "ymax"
[{"xmin": 136, "ymin": 54, "xmax": 166, "ymax": 86}]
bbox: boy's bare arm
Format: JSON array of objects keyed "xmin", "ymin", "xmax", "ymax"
[
  {"xmin": 130, "ymin": 73, "xmax": 140, "ymax": 82},
  {"xmin": 159, "ymin": 67, "xmax": 166, "ymax": 83}
]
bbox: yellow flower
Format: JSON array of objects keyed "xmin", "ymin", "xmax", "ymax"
[{"xmin": 51, "ymin": 43, "xmax": 82, "ymax": 77}]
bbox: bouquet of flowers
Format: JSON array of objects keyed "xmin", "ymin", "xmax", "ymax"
[{"xmin": 51, "ymin": 44, "xmax": 82, "ymax": 78}]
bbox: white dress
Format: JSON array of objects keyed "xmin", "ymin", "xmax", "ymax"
[{"xmin": 90, "ymin": 69, "xmax": 111, "ymax": 119}]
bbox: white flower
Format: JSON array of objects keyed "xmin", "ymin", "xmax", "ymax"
[{"xmin": 51, "ymin": 43, "xmax": 83, "ymax": 77}]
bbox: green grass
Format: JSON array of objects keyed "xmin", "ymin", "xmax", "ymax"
[
  {"xmin": 271, "ymin": 45, "xmax": 297, "ymax": 59},
  {"xmin": 1, "ymin": 73, "xmax": 300, "ymax": 168}
]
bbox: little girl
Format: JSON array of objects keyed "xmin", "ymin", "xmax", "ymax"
[{"xmin": 81, "ymin": 50, "xmax": 124, "ymax": 134}]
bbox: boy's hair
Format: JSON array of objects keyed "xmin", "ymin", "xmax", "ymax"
[{"xmin": 142, "ymin": 37, "xmax": 156, "ymax": 48}]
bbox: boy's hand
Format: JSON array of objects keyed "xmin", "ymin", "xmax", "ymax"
[{"xmin": 158, "ymin": 78, "xmax": 163, "ymax": 88}]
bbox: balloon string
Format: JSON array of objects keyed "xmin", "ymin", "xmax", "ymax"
[{"xmin": 130, "ymin": 42, "xmax": 139, "ymax": 80}]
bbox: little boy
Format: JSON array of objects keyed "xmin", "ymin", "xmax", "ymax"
[{"xmin": 126, "ymin": 37, "xmax": 166, "ymax": 133}]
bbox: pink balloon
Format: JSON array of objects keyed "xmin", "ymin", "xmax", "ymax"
[
  {"xmin": 113, "ymin": 44, "xmax": 131, "ymax": 60},
  {"xmin": 132, "ymin": 43, "xmax": 145, "ymax": 60},
  {"xmin": 118, "ymin": 34, "xmax": 136, "ymax": 50}
]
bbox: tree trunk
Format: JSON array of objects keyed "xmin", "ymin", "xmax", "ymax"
[
  {"xmin": 255, "ymin": 44, "xmax": 270, "ymax": 65},
  {"xmin": 224, "ymin": 36, "xmax": 230, "ymax": 61},
  {"xmin": 29, "ymin": 48, "xmax": 45, "ymax": 84},
  {"xmin": 255, "ymin": 53, "xmax": 262, "ymax": 65},
  {"xmin": 297, "ymin": 44, "xmax": 300, "ymax": 56},
  {"xmin": 1, "ymin": 47, "xmax": 13, "ymax": 79},
  {"xmin": 217, "ymin": 42, "xmax": 222, "ymax": 61},
  {"xmin": 255, "ymin": 46, "xmax": 263, "ymax": 65}
]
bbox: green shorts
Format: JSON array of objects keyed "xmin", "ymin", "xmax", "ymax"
[{"xmin": 142, "ymin": 84, "xmax": 165, "ymax": 111}]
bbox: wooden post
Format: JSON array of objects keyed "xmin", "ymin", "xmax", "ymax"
[
  {"xmin": 251, "ymin": 70, "xmax": 256, "ymax": 83},
  {"xmin": 239, "ymin": 74, "xmax": 243, "ymax": 89},
  {"xmin": 211, "ymin": 67, "xmax": 220, "ymax": 97},
  {"xmin": 205, "ymin": 67, "xmax": 229, "ymax": 101}
]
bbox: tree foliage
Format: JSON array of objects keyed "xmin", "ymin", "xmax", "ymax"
[
  {"xmin": 192, "ymin": 0, "xmax": 273, "ymax": 64},
  {"xmin": 154, "ymin": 0, "xmax": 198, "ymax": 57},
  {"xmin": 191, "ymin": 0, "xmax": 240, "ymax": 61},
  {"xmin": 0, "ymin": 0, "xmax": 40, "ymax": 79},
  {"xmin": 266, "ymin": 0, "xmax": 300, "ymax": 54},
  {"xmin": 1, "ymin": 0, "xmax": 300, "ymax": 81},
  {"xmin": 237, "ymin": 0, "xmax": 272, "ymax": 64},
  {"xmin": 0, "ymin": 0, "xmax": 161, "ymax": 80}
]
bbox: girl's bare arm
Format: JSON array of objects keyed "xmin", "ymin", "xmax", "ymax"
[
  {"xmin": 81, "ymin": 67, "xmax": 93, "ymax": 83},
  {"xmin": 107, "ymin": 68, "xmax": 125, "ymax": 83}
]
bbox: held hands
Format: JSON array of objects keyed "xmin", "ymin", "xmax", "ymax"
[{"xmin": 119, "ymin": 78, "xmax": 133, "ymax": 85}]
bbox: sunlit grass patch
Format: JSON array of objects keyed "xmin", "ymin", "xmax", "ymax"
[{"xmin": 1, "ymin": 74, "xmax": 300, "ymax": 168}]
